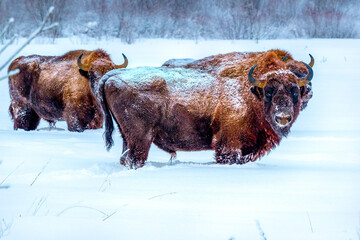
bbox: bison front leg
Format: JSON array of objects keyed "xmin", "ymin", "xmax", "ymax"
[
  {"xmin": 214, "ymin": 145, "xmax": 239, "ymax": 164},
  {"xmin": 215, "ymin": 143, "xmax": 260, "ymax": 165},
  {"xmin": 9, "ymin": 102, "xmax": 40, "ymax": 131},
  {"xmin": 212, "ymin": 112, "xmax": 258, "ymax": 165}
]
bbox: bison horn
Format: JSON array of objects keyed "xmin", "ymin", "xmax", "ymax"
[
  {"xmin": 248, "ymin": 64, "xmax": 267, "ymax": 88},
  {"xmin": 308, "ymin": 54, "xmax": 314, "ymax": 68},
  {"xmin": 77, "ymin": 53, "xmax": 91, "ymax": 71},
  {"xmin": 283, "ymin": 54, "xmax": 313, "ymax": 67},
  {"xmin": 296, "ymin": 62, "xmax": 313, "ymax": 87},
  {"xmin": 115, "ymin": 53, "xmax": 128, "ymax": 69}
]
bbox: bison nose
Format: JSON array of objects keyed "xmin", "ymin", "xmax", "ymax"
[{"xmin": 274, "ymin": 112, "xmax": 292, "ymax": 126}]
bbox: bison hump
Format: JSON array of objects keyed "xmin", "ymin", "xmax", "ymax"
[{"xmin": 103, "ymin": 67, "xmax": 216, "ymax": 94}]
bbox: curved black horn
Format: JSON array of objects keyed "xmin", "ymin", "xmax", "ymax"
[
  {"xmin": 77, "ymin": 53, "xmax": 90, "ymax": 71},
  {"xmin": 297, "ymin": 62, "xmax": 313, "ymax": 87},
  {"xmin": 115, "ymin": 53, "xmax": 128, "ymax": 69},
  {"xmin": 308, "ymin": 54, "xmax": 314, "ymax": 68},
  {"xmin": 248, "ymin": 64, "xmax": 267, "ymax": 88},
  {"xmin": 303, "ymin": 62, "xmax": 313, "ymax": 81},
  {"xmin": 248, "ymin": 64, "xmax": 258, "ymax": 84}
]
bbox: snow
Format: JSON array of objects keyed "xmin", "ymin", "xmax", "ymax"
[
  {"xmin": 263, "ymin": 69, "xmax": 294, "ymax": 78},
  {"xmin": 0, "ymin": 38, "xmax": 360, "ymax": 240},
  {"xmin": 162, "ymin": 58, "xmax": 195, "ymax": 67},
  {"xmin": 106, "ymin": 66, "xmax": 216, "ymax": 94}
]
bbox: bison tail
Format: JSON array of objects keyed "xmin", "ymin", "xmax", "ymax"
[{"xmin": 98, "ymin": 77, "xmax": 114, "ymax": 151}]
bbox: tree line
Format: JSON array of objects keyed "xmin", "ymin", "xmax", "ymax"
[{"xmin": 0, "ymin": 0, "xmax": 358, "ymax": 44}]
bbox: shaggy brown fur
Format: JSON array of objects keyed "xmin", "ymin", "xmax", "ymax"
[
  {"xmin": 8, "ymin": 49, "xmax": 127, "ymax": 131},
  {"xmin": 94, "ymin": 49, "xmax": 313, "ymax": 169}
]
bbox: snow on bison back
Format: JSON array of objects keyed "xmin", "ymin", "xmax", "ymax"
[{"xmin": 90, "ymin": 49, "xmax": 314, "ymax": 169}]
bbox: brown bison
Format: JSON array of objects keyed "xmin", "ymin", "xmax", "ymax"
[
  {"xmin": 91, "ymin": 49, "xmax": 314, "ymax": 169},
  {"xmin": 8, "ymin": 49, "xmax": 128, "ymax": 131}
]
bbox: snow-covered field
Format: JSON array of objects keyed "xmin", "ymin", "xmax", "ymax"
[{"xmin": 0, "ymin": 38, "xmax": 359, "ymax": 240}]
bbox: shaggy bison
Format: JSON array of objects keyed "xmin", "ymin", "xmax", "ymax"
[
  {"xmin": 8, "ymin": 49, "xmax": 128, "ymax": 131},
  {"xmin": 91, "ymin": 49, "xmax": 314, "ymax": 169}
]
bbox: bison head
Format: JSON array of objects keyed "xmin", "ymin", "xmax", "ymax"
[
  {"xmin": 77, "ymin": 51, "xmax": 128, "ymax": 89},
  {"xmin": 248, "ymin": 54, "xmax": 314, "ymax": 136}
]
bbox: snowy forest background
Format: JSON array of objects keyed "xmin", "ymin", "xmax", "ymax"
[{"xmin": 1, "ymin": 0, "xmax": 359, "ymax": 43}]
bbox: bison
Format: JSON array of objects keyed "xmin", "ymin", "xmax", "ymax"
[
  {"xmin": 8, "ymin": 49, "xmax": 128, "ymax": 131},
  {"xmin": 90, "ymin": 49, "xmax": 314, "ymax": 169}
]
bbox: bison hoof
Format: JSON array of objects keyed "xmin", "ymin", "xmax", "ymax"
[
  {"xmin": 236, "ymin": 154, "xmax": 256, "ymax": 165},
  {"xmin": 120, "ymin": 159, "xmax": 125, "ymax": 166},
  {"xmin": 216, "ymin": 155, "xmax": 237, "ymax": 165},
  {"xmin": 216, "ymin": 154, "xmax": 253, "ymax": 165},
  {"xmin": 235, "ymin": 158, "xmax": 249, "ymax": 165},
  {"xmin": 122, "ymin": 157, "xmax": 145, "ymax": 170}
]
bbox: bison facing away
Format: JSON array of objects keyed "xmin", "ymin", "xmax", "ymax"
[
  {"xmin": 8, "ymin": 49, "xmax": 128, "ymax": 131},
  {"xmin": 94, "ymin": 50, "xmax": 314, "ymax": 169}
]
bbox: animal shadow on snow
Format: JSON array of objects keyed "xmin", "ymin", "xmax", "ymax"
[
  {"xmin": 146, "ymin": 160, "xmax": 215, "ymax": 168},
  {"xmin": 93, "ymin": 160, "xmax": 278, "ymax": 173},
  {"xmin": 145, "ymin": 160, "xmax": 277, "ymax": 169}
]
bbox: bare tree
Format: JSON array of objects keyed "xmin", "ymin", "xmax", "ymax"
[
  {"xmin": 0, "ymin": 6, "xmax": 58, "ymax": 81},
  {"xmin": 24, "ymin": 0, "xmax": 69, "ymax": 39},
  {"xmin": 0, "ymin": 18, "xmax": 13, "ymax": 44}
]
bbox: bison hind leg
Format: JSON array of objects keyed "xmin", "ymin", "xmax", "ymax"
[
  {"xmin": 123, "ymin": 150, "xmax": 148, "ymax": 169},
  {"xmin": 119, "ymin": 138, "xmax": 129, "ymax": 166},
  {"xmin": 169, "ymin": 151, "xmax": 177, "ymax": 165},
  {"xmin": 123, "ymin": 131, "xmax": 154, "ymax": 169},
  {"xmin": 9, "ymin": 103, "xmax": 40, "ymax": 131},
  {"xmin": 64, "ymin": 110, "xmax": 88, "ymax": 132}
]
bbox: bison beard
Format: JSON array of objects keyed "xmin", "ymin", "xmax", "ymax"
[
  {"xmin": 94, "ymin": 49, "xmax": 313, "ymax": 169},
  {"xmin": 8, "ymin": 49, "xmax": 127, "ymax": 132}
]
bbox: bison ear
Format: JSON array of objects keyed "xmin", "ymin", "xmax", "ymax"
[{"xmin": 250, "ymin": 86, "xmax": 264, "ymax": 101}]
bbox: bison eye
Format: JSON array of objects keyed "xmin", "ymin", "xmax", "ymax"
[
  {"xmin": 290, "ymin": 86, "xmax": 299, "ymax": 103},
  {"xmin": 264, "ymin": 86, "xmax": 276, "ymax": 102}
]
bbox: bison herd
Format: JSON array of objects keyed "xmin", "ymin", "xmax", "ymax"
[{"xmin": 7, "ymin": 48, "xmax": 314, "ymax": 169}]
